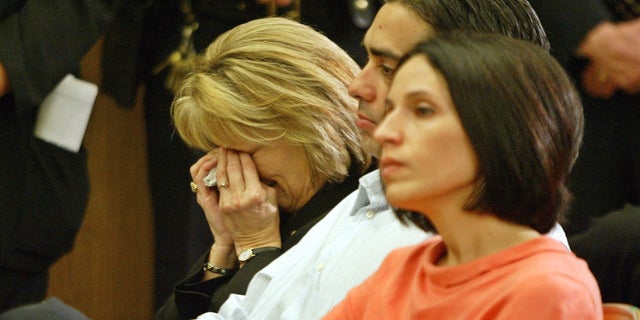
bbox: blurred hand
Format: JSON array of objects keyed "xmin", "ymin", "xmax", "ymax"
[
  {"xmin": 216, "ymin": 148, "xmax": 281, "ymax": 252},
  {"xmin": 0, "ymin": 62, "xmax": 9, "ymax": 97},
  {"xmin": 579, "ymin": 19, "xmax": 640, "ymax": 98},
  {"xmin": 581, "ymin": 60, "xmax": 619, "ymax": 99}
]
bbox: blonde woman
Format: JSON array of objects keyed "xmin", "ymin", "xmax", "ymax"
[{"xmin": 155, "ymin": 17, "xmax": 371, "ymax": 319}]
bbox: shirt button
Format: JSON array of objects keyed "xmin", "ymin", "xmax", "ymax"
[
  {"xmin": 316, "ymin": 263, "xmax": 324, "ymax": 271},
  {"xmin": 366, "ymin": 210, "xmax": 375, "ymax": 219}
]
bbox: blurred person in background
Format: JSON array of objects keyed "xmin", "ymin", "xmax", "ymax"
[
  {"xmin": 529, "ymin": 0, "xmax": 640, "ymax": 305},
  {"xmin": 0, "ymin": 0, "xmax": 112, "ymax": 313}
]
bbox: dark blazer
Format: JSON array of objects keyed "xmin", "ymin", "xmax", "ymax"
[
  {"xmin": 101, "ymin": 0, "xmax": 371, "ymax": 108},
  {"xmin": 528, "ymin": 0, "xmax": 612, "ymax": 69},
  {"xmin": 529, "ymin": 0, "xmax": 640, "ymax": 232},
  {"xmin": 0, "ymin": 0, "xmax": 112, "ymax": 273}
]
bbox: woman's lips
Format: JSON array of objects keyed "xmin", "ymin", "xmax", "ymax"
[{"xmin": 379, "ymin": 157, "xmax": 404, "ymax": 178}]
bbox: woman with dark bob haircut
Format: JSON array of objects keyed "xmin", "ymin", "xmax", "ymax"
[{"xmin": 324, "ymin": 33, "xmax": 602, "ymax": 319}]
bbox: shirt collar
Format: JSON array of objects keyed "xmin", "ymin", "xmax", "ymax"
[{"xmin": 350, "ymin": 169, "xmax": 388, "ymax": 216}]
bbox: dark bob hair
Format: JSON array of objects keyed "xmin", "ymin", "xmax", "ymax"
[{"xmin": 395, "ymin": 33, "xmax": 583, "ymax": 234}]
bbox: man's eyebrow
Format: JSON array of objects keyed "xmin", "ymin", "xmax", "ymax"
[{"xmin": 370, "ymin": 47, "xmax": 401, "ymax": 61}]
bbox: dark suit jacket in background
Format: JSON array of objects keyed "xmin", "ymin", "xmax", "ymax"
[
  {"xmin": 528, "ymin": 0, "xmax": 640, "ymax": 233},
  {"xmin": 529, "ymin": 0, "xmax": 640, "ymax": 306},
  {"xmin": 0, "ymin": 0, "xmax": 112, "ymax": 312}
]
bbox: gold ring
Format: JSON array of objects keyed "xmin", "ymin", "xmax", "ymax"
[
  {"xmin": 218, "ymin": 182, "xmax": 229, "ymax": 189},
  {"xmin": 190, "ymin": 181, "xmax": 198, "ymax": 193}
]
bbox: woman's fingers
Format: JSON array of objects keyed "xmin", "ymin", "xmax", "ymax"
[
  {"xmin": 239, "ymin": 152, "xmax": 262, "ymax": 191},
  {"xmin": 224, "ymin": 150, "xmax": 245, "ymax": 192},
  {"xmin": 217, "ymin": 149, "xmax": 277, "ymax": 218},
  {"xmin": 190, "ymin": 150, "xmax": 218, "ymax": 181},
  {"xmin": 216, "ymin": 148, "xmax": 229, "ymax": 189},
  {"xmin": 213, "ymin": 148, "xmax": 280, "ymax": 249},
  {"xmin": 190, "ymin": 151, "xmax": 220, "ymax": 210},
  {"xmin": 189, "ymin": 154, "xmax": 209, "ymax": 181}
]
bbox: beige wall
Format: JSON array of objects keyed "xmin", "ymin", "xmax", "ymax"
[{"xmin": 47, "ymin": 39, "xmax": 155, "ymax": 320}]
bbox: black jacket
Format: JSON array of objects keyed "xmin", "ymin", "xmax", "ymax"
[{"xmin": 0, "ymin": 0, "xmax": 112, "ymax": 273}]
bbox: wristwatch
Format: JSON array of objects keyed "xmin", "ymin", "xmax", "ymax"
[{"xmin": 238, "ymin": 247, "xmax": 281, "ymax": 262}]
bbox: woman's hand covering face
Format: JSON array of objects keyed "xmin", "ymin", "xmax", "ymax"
[
  {"xmin": 191, "ymin": 148, "xmax": 282, "ymax": 254},
  {"xmin": 216, "ymin": 148, "xmax": 281, "ymax": 250}
]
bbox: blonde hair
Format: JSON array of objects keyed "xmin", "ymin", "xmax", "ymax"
[{"xmin": 172, "ymin": 17, "xmax": 368, "ymax": 183}]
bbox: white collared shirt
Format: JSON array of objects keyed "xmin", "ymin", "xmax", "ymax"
[{"xmin": 198, "ymin": 170, "xmax": 430, "ymax": 320}]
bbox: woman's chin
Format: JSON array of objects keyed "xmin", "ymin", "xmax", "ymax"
[{"xmin": 384, "ymin": 187, "xmax": 408, "ymax": 208}]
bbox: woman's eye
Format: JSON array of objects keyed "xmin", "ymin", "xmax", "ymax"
[{"xmin": 414, "ymin": 105, "xmax": 434, "ymax": 117}]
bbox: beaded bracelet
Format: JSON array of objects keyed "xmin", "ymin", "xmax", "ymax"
[{"xmin": 203, "ymin": 262, "xmax": 238, "ymax": 276}]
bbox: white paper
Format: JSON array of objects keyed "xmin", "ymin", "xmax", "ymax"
[{"xmin": 34, "ymin": 74, "xmax": 98, "ymax": 153}]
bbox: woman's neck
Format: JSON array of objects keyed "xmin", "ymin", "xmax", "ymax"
[{"xmin": 430, "ymin": 210, "xmax": 540, "ymax": 267}]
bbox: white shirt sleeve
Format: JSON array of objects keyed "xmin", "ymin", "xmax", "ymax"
[{"xmin": 194, "ymin": 294, "xmax": 248, "ymax": 320}]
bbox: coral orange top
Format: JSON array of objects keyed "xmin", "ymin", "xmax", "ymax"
[{"xmin": 324, "ymin": 236, "xmax": 602, "ymax": 320}]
